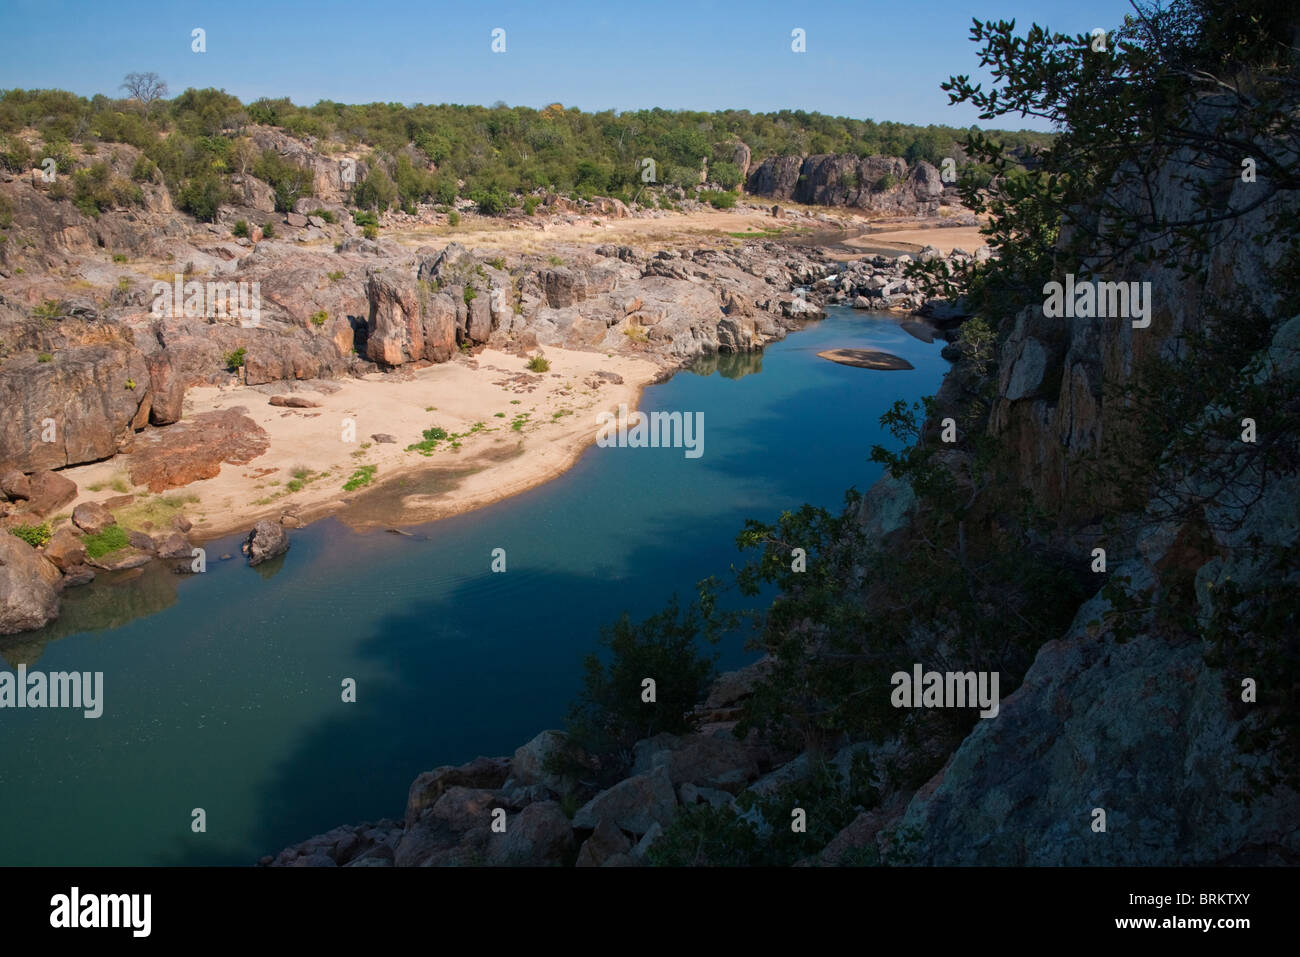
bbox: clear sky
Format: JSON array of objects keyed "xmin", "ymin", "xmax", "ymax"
[{"xmin": 0, "ymin": 0, "xmax": 1139, "ymax": 130}]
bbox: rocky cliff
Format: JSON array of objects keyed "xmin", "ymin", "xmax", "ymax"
[{"xmin": 746, "ymin": 154, "xmax": 949, "ymax": 216}]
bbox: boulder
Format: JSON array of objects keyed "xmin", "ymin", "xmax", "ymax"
[
  {"xmin": 426, "ymin": 786, "xmax": 500, "ymax": 833},
  {"xmin": 242, "ymin": 519, "xmax": 288, "ymax": 566},
  {"xmin": 72, "ymin": 501, "xmax": 116, "ymax": 535},
  {"xmin": 575, "ymin": 818, "xmax": 632, "ymax": 868},
  {"xmin": 44, "ymin": 527, "xmax": 87, "ymax": 571},
  {"xmin": 0, "ymin": 532, "xmax": 63, "ymax": 634},
  {"xmin": 486, "ymin": 801, "xmax": 575, "ymax": 866},
  {"xmin": 155, "ymin": 532, "xmax": 193, "ymax": 560},
  {"xmin": 405, "ymin": 756, "xmax": 511, "ymax": 826},
  {"xmin": 0, "ymin": 471, "xmax": 31, "ymax": 501},
  {"xmin": 24, "ymin": 470, "xmax": 78, "ymax": 517},
  {"xmin": 572, "ymin": 765, "xmax": 677, "ymax": 835},
  {"xmin": 506, "ymin": 730, "xmax": 571, "ymax": 792}
]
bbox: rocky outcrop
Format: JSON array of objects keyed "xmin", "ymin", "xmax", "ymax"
[
  {"xmin": 126, "ymin": 408, "xmax": 269, "ymax": 492},
  {"xmin": 746, "ymin": 154, "xmax": 950, "ymax": 216},
  {"xmin": 0, "ymin": 315, "xmax": 150, "ymax": 472}
]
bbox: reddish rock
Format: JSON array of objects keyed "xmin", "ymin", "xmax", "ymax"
[
  {"xmin": 43, "ymin": 526, "xmax": 87, "ymax": 571},
  {"xmin": 269, "ymin": 395, "xmax": 321, "ymax": 408},
  {"xmin": 0, "ymin": 532, "xmax": 62, "ymax": 634},
  {"xmin": 1, "ymin": 470, "xmax": 31, "ymax": 501},
  {"xmin": 146, "ymin": 352, "xmax": 185, "ymax": 426},
  {"xmin": 72, "ymin": 501, "xmax": 116, "ymax": 535},
  {"xmin": 127, "ymin": 409, "xmax": 269, "ymax": 492},
  {"xmin": 24, "ymin": 470, "xmax": 78, "ymax": 517}
]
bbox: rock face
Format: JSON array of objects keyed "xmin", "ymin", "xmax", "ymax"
[
  {"xmin": 242, "ymin": 519, "xmax": 289, "ymax": 566},
  {"xmin": 0, "ymin": 323, "xmax": 150, "ymax": 472},
  {"xmin": 746, "ymin": 154, "xmax": 949, "ymax": 216},
  {"xmin": 0, "ymin": 532, "xmax": 62, "ymax": 635}
]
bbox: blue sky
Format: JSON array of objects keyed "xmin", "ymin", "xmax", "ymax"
[{"xmin": 0, "ymin": 0, "xmax": 1139, "ymax": 129}]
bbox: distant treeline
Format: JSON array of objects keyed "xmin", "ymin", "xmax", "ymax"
[{"xmin": 0, "ymin": 87, "xmax": 1053, "ymax": 218}]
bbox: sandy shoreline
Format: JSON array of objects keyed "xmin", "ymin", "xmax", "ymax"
[{"xmin": 61, "ymin": 346, "xmax": 661, "ymax": 542}]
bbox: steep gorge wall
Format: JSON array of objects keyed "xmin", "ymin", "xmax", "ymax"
[{"xmin": 894, "ymin": 98, "xmax": 1300, "ymax": 864}]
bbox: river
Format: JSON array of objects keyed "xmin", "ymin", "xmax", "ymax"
[{"xmin": 0, "ymin": 305, "xmax": 947, "ymax": 865}]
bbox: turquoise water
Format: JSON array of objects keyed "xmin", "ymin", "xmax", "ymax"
[{"xmin": 0, "ymin": 307, "xmax": 947, "ymax": 865}]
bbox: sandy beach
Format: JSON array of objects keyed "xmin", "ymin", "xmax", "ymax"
[{"xmin": 60, "ymin": 346, "xmax": 660, "ymax": 541}]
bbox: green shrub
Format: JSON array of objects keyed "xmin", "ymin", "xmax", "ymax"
[
  {"xmin": 130, "ymin": 154, "xmax": 156, "ymax": 183},
  {"xmin": 254, "ymin": 150, "xmax": 314, "ymax": 212},
  {"xmin": 83, "ymin": 525, "xmax": 129, "ymax": 559},
  {"xmin": 232, "ymin": 219, "xmax": 250, "ymax": 238},
  {"xmin": 10, "ymin": 523, "xmax": 52, "ymax": 549},
  {"xmin": 526, "ymin": 354, "xmax": 549, "ymax": 373},
  {"xmin": 112, "ymin": 253, "xmax": 127, "ymax": 263},
  {"xmin": 522, "ymin": 196, "xmax": 541, "ymax": 216},
  {"xmin": 561, "ymin": 596, "xmax": 718, "ymax": 775},
  {"xmin": 463, "ymin": 285, "xmax": 477, "ymax": 304},
  {"xmin": 310, "ymin": 310, "xmax": 328, "ymax": 326},
  {"xmin": 177, "ymin": 174, "xmax": 227, "ymax": 222},
  {"xmin": 447, "ymin": 211, "xmax": 460, "ymax": 226},
  {"xmin": 362, "ymin": 223, "xmax": 378, "ymax": 240},
  {"xmin": 700, "ymin": 189, "xmax": 737, "ymax": 209},
  {"xmin": 37, "ymin": 352, "xmax": 53, "ymax": 363},
  {"xmin": 261, "ymin": 221, "xmax": 275, "ymax": 238},
  {"xmin": 406, "ymin": 425, "xmax": 449, "ymax": 456},
  {"xmin": 223, "ymin": 347, "xmax": 246, "ymax": 370},
  {"xmin": 326, "ymin": 270, "xmax": 344, "ymax": 281},
  {"xmin": 342, "ymin": 464, "xmax": 377, "ymax": 491}
]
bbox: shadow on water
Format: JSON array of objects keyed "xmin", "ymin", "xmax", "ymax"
[
  {"xmin": 0, "ymin": 563, "xmax": 182, "ymax": 667},
  {"xmin": 236, "ymin": 525, "xmax": 762, "ymax": 863}
]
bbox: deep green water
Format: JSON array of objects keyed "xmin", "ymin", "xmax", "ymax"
[{"xmin": 0, "ymin": 307, "xmax": 947, "ymax": 865}]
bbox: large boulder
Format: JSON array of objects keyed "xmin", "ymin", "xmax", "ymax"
[
  {"xmin": 572, "ymin": 765, "xmax": 678, "ymax": 836},
  {"xmin": 486, "ymin": 801, "xmax": 575, "ymax": 866},
  {"xmin": 505, "ymin": 730, "xmax": 572, "ymax": 792},
  {"xmin": 575, "ymin": 818, "xmax": 633, "ymax": 868},
  {"xmin": 72, "ymin": 501, "xmax": 116, "ymax": 535},
  {"xmin": 23, "ymin": 470, "xmax": 78, "ymax": 518},
  {"xmin": 0, "ymin": 471, "xmax": 31, "ymax": 501},
  {"xmin": 242, "ymin": 519, "xmax": 288, "ymax": 566},
  {"xmin": 0, "ymin": 532, "xmax": 62, "ymax": 634},
  {"xmin": 43, "ymin": 527, "xmax": 86, "ymax": 571},
  {"xmin": 405, "ymin": 756, "xmax": 511, "ymax": 826}
]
